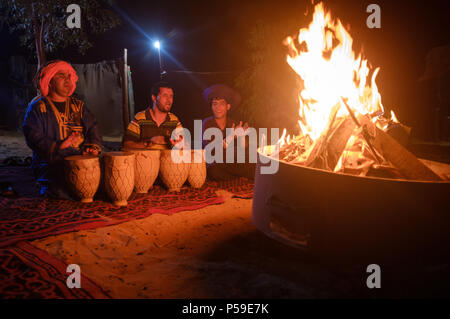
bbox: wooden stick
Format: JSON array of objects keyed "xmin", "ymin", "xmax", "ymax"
[
  {"xmin": 303, "ymin": 103, "xmax": 341, "ymax": 168},
  {"xmin": 340, "ymin": 98, "xmax": 383, "ymax": 164},
  {"xmin": 359, "ymin": 115, "xmax": 443, "ymax": 181},
  {"xmin": 324, "ymin": 117, "xmax": 357, "ymax": 170}
]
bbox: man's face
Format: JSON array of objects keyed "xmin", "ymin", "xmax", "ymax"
[
  {"xmin": 152, "ymin": 87, "xmax": 173, "ymax": 113},
  {"xmin": 211, "ymin": 98, "xmax": 230, "ymax": 119},
  {"xmin": 49, "ymin": 71, "xmax": 74, "ymax": 98}
]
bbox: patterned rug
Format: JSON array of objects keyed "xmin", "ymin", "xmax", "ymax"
[
  {"xmin": 0, "ymin": 166, "xmax": 254, "ymax": 248},
  {"xmin": 0, "ymin": 241, "xmax": 110, "ymax": 299},
  {"xmin": 0, "ymin": 165, "xmax": 254, "ymax": 299},
  {"xmin": 0, "ymin": 185, "xmax": 225, "ymax": 248}
]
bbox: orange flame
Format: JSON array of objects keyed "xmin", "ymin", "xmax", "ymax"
[
  {"xmin": 283, "ymin": 2, "xmax": 384, "ymax": 142},
  {"xmin": 391, "ymin": 110, "xmax": 399, "ymax": 123}
]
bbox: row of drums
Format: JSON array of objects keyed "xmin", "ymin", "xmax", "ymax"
[{"xmin": 64, "ymin": 149, "xmax": 206, "ymax": 206}]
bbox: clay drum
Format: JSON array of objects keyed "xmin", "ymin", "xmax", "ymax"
[
  {"xmin": 125, "ymin": 149, "xmax": 160, "ymax": 193},
  {"xmin": 188, "ymin": 149, "xmax": 206, "ymax": 188},
  {"xmin": 104, "ymin": 152, "xmax": 135, "ymax": 206},
  {"xmin": 159, "ymin": 149, "xmax": 190, "ymax": 192},
  {"xmin": 64, "ymin": 155, "xmax": 101, "ymax": 203}
]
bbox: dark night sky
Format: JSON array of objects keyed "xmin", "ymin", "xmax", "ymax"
[{"xmin": 1, "ymin": 0, "xmax": 450, "ymax": 136}]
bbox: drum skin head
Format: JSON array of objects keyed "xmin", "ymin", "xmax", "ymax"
[{"xmin": 104, "ymin": 151, "xmax": 134, "ymax": 157}]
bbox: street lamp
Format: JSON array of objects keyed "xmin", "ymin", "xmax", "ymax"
[{"xmin": 153, "ymin": 40, "xmax": 166, "ymax": 80}]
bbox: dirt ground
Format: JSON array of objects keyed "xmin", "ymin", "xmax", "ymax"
[
  {"xmin": 0, "ymin": 130, "xmax": 32, "ymax": 161},
  {"xmin": 30, "ymin": 189, "xmax": 450, "ymax": 299},
  {"xmin": 2, "ymin": 130, "xmax": 450, "ymax": 298},
  {"xmin": 32, "ymin": 190, "xmax": 355, "ymax": 299},
  {"xmin": 32, "ymin": 188, "xmax": 384, "ymax": 299}
]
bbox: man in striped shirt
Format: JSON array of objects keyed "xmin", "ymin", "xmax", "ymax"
[{"xmin": 123, "ymin": 82, "xmax": 182, "ymax": 150}]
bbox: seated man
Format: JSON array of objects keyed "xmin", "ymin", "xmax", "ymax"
[
  {"xmin": 23, "ymin": 60, "xmax": 102, "ymax": 198},
  {"xmin": 123, "ymin": 81, "xmax": 182, "ymax": 150},
  {"xmin": 202, "ymin": 84, "xmax": 255, "ymax": 181}
]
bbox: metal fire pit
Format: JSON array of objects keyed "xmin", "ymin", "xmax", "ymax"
[{"xmin": 252, "ymin": 146, "xmax": 450, "ymax": 261}]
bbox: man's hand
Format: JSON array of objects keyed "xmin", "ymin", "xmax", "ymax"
[
  {"xmin": 82, "ymin": 147, "xmax": 99, "ymax": 156},
  {"xmin": 60, "ymin": 132, "xmax": 80, "ymax": 150},
  {"xmin": 233, "ymin": 121, "xmax": 249, "ymax": 137},
  {"xmin": 224, "ymin": 121, "xmax": 250, "ymax": 149},
  {"xmin": 170, "ymin": 134, "xmax": 183, "ymax": 146}
]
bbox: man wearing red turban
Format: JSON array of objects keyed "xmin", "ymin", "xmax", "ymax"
[{"xmin": 23, "ymin": 60, "xmax": 102, "ymax": 198}]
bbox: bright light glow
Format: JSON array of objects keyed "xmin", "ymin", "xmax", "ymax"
[
  {"xmin": 154, "ymin": 41, "xmax": 160, "ymax": 49},
  {"xmin": 282, "ymin": 2, "xmax": 384, "ymax": 142}
]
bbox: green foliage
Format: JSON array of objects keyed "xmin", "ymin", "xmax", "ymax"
[
  {"xmin": 0, "ymin": 0, "xmax": 121, "ymax": 58},
  {"xmin": 234, "ymin": 19, "xmax": 307, "ymax": 134}
]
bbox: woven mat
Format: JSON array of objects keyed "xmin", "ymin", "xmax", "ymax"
[
  {"xmin": 0, "ymin": 166, "xmax": 253, "ymax": 248},
  {"xmin": 0, "ymin": 165, "xmax": 254, "ymax": 298},
  {"xmin": 0, "ymin": 241, "xmax": 110, "ymax": 299}
]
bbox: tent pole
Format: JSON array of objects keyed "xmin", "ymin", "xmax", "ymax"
[{"xmin": 122, "ymin": 48, "xmax": 130, "ymax": 133}]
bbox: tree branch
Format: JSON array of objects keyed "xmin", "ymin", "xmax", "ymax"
[{"xmin": 32, "ymin": 2, "xmax": 46, "ymax": 70}]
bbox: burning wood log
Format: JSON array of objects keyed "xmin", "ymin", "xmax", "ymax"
[
  {"xmin": 296, "ymin": 103, "xmax": 356, "ymax": 171},
  {"xmin": 358, "ymin": 115, "xmax": 443, "ymax": 181},
  {"xmin": 368, "ymin": 164, "xmax": 405, "ymax": 179},
  {"xmin": 300, "ymin": 134, "xmax": 327, "ymax": 167},
  {"xmin": 378, "ymin": 112, "xmax": 412, "ymax": 147},
  {"xmin": 386, "ymin": 123, "xmax": 411, "ymax": 147},
  {"xmin": 419, "ymin": 159, "xmax": 450, "ymax": 181},
  {"xmin": 278, "ymin": 135, "xmax": 311, "ymax": 162},
  {"xmin": 340, "ymin": 98, "xmax": 383, "ymax": 164},
  {"xmin": 339, "ymin": 98, "xmax": 441, "ymax": 181},
  {"xmin": 305, "ymin": 117, "xmax": 356, "ymax": 170},
  {"xmin": 279, "ymin": 114, "xmax": 357, "ymax": 172},
  {"xmin": 323, "ymin": 117, "xmax": 357, "ymax": 170},
  {"xmin": 300, "ymin": 103, "xmax": 341, "ymax": 168}
]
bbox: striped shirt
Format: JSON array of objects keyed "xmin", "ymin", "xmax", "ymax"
[{"xmin": 124, "ymin": 108, "xmax": 182, "ymax": 147}]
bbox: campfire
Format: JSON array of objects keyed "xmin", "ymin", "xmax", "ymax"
[
  {"xmin": 251, "ymin": 3, "xmax": 450, "ymax": 259},
  {"xmin": 274, "ymin": 3, "xmax": 445, "ymax": 182}
]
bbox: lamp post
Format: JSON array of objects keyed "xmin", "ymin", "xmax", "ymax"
[{"xmin": 154, "ymin": 41, "xmax": 165, "ymax": 80}]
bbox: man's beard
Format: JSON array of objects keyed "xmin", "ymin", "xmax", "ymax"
[{"xmin": 157, "ymin": 103, "xmax": 171, "ymax": 113}]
